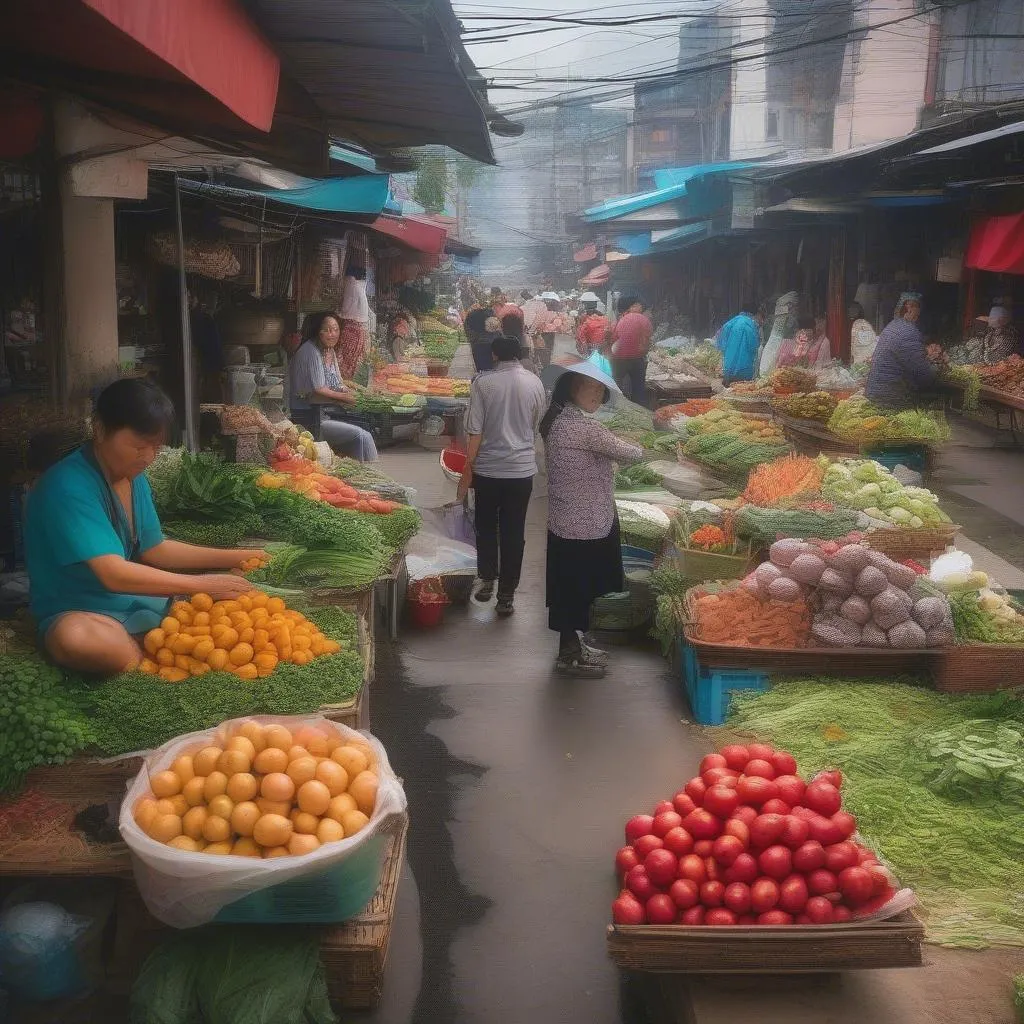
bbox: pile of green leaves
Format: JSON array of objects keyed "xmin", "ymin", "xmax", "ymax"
[
  {"xmin": 83, "ymin": 606, "xmax": 364, "ymax": 757},
  {"xmin": 913, "ymin": 720, "xmax": 1024, "ymax": 804},
  {"xmin": 247, "ymin": 544, "xmax": 385, "ymax": 592},
  {"xmin": 350, "ymin": 505, "xmax": 421, "ymax": 550},
  {"xmin": 950, "ymin": 591, "xmax": 1024, "ymax": 644},
  {"xmin": 615, "ymin": 464, "xmax": 662, "ymax": 490},
  {"xmin": 722, "ymin": 679, "xmax": 1024, "ymax": 947},
  {"xmin": 162, "ymin": 520, "xmax": 253, "ymax": 548},
  {"xmin": 150, "ymin": 451, "xmax": 259, "ymax": 523},
  {"xmin": 941, "ymin": 364, "xmax": 982, "ymax": 411},
  {"xmin": 353, "ymin": 391, "xmax": 397, "ymax": 414}
]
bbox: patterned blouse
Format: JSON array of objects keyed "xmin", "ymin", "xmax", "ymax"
[{"xmin": 545, "ymin": 404, "xmax": 644, "ymax": 540}]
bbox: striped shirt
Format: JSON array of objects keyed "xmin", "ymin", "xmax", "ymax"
[
  {"xmin": 864, "ymin": 318, "xmax": 937, "ymax": 410},
  {"xmin": 289, "ymin": 341, "xmax": 345, "ymax": 411}
]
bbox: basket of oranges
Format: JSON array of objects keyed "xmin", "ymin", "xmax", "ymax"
[
  {"xmin": 138, "ymin": 591, "xmax": 342, "ymax": 682},
  {"xmin": 120, "ymin": 715, "xmax": 407, "ymax": 927}
]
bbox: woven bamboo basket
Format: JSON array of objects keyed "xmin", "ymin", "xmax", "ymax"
[
  {"xmin": 668, "ymin": 544, "xmax": 755, "ymax": 583},
  {"xmin": 321, "ymin": 814, "xmax": 408, "ymax": 1009},
  {"xmin": 934, "ymin": 643, "xmax": 1024, "ymax": 693},
  {"xmin": 606, "ymin": 910, "xmax": 924, "ymax": 974},
  {"xmin": 865, "ymin": 525, "xmax": 959, "ymax": 562},
  {"xmin": 25, "ymin": 754, "xmax": 142, "ymax": 802}
]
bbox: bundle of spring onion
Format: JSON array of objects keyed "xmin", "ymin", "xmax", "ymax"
[{"xmin": 247, "ymin": 543, "xmax": 386, "ymax": 591}]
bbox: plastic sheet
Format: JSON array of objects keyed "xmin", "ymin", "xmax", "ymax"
[
  {"xmin": 404, "ymin": 531, "xmax": 477, "ymax": 581},
  {"xmin": 119, "ymin": 716, "xmax": 406, "ymax": 929},
  {"xmin": 0, "ymin": 902, "xmax": 91, "ymax": 1001}
]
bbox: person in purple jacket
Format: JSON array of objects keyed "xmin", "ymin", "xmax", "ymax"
[{"xmin": 864, "ymin": 293, "xmax": 946, "ymax": 410}]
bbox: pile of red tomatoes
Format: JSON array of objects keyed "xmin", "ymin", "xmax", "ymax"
[{"xmin": 612, "ymin": 743, "xmax": 897, "ymax": 927}]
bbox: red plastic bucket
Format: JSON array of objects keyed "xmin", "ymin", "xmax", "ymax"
[{"xmin": 408, "ymin": 597, "xmax": 445, "ymax": 628}]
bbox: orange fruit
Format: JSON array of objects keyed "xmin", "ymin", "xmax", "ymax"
[
  {"xmin": 203, "ymin": 771, "xmax": 228, "ymax": 801},
  {"xmin": 250, "ymin": 592, "xmax": 269, "ymax": 609},
  {"xmin": 253, "ymin": 652, "xmax": 278, "ymax": 676},
  {"xmin": 253, "ymin": 747, "xmax": 289, "ymax": 775},
  {"xmin": 238, "ymin": 627, "xmax": 255, "ymax": 646},
  {"xmin": 228, "ymin": 643, "xmax": 255, "ymax": 667},
  {"xmin": 317, "ymin": 818, "xmax": 346, "ymax": 844},
  {"xmin": 288, "ymin": 833, "xmax": 320, "ymax": 856},
  {"xmin": 287, "ymin": 756, "xmax": 318, "ymax": 788},
  {"xmin": 263, "ymin": 724, "xmax": 293, "ymax": 751},
  {"xmin": 291, "ymin": 810, "xmax": 320, "ymax": 835},
  {"xmin": 203, "ymin": 841, "xmax": 233, "ymax": 856},
  {"xmin": 261, "ymin": 773, "xmax": 295, "ymax": 803},
  {"xmin": 253, "ymin": 813, "xmax": 293, "ymax": 848},
  {"xmin": 192, "ymin": 611, "xmax": 210, "ymax": 627},
  {"xmin": 148, "ymin": 813, "xmax": 183, "ymax": 844},
  {"xmin": 174, "ymin": 655, "xmax": 192, "ymax": 672},
  {"xmin": 192, "ymin": 638, "xmax": 215, "ymax": 662},
  {"xmin": 143, "ymin": 629, "xmax": 165, "ymax": 656},
  {"xmin": 325, "ymin": 794, "xmax": 357, "ymax": 822},
  {"xmin": 207, "ymin": 794, "xmax": 234, "ymax": 820},
  {"xmin": 263, "ymin": 846, "xmax": 290, "ymax": 859},
  {"xmin": 236, "ymin": 721, "xmax": 267, "ymax": 753},
  {"xmin": 159, "ymin": 666, "xmax": 189, "ymax": 682},
  {"xmin": 156, "ymin": 648, "xmax": 175, "ymax": 667},
  {"xmin": 138, "ymin": 658, "xmax": 159, "ymax": 674},
  {"xmin": 231, "ymin": 838, "xmax": 261, "ymax": 858},
  {"xmin": 182, "ymin": 806, "xmax": 207, "ymax": 840},
  {"xmin": 181, "ymin": 776, "xmax": 206, "ymax": 807},
  {"xmin": 297, "ymin": 780, "xmax": 331, "ymax": 816},
  {"xmin": 226, "ymin": 772, "xmax": 259, "ymax": 803},
  {"xmin": 168, "ymin": 835, "xmax": 202, "ymax": 852},
  {"xmin": 191, "ymin": 593, "xmax": 213, "ymax": 612},
  {"xmin": 266, "ymin": 597, "xmax": 286, "ymax": 615},
  {"xmin": 217, "ymin": 749, "xmax": 251, "ymax": 776},
  {"xmin": 340, "ymin": 809, "xmax": 370, "ymax": 838},
  {"xmin": 349, "ymin": 771, "xmax": 378, "ymax": 816},
  {"xmin": 160, "ymin": 617, "xmax": 180, "ymax": 636},
  {"xmin": 133, "ymin": 797, "xmax": 159, "ymax": 832},
  {"xmin": 235, "ymin": 663, "xmax": 259, "ymax": 681},
  {"xmin": 231, "ymin": 802, "xmax": 261, "ymax": 837},
  {"xmin": 192, "ymin": 746, "xmax": 222, "ymax": 777},
  {"xmin": 150, "ymin": 770, "xmax": 181, "ymax": 799},
  {"xmin": 256, "ymin": 797, "xmax": 292, "ymax": 817},
  {"xmin": 332, "ymin": 745, "xmax": 369, "ymax": 777},
  {"xmin": 207, "ymin": 649, "xmax": 229, "ymax": 671},
  {"xmin": 315, "ymin": 760, "xmax": 349, "ymax": 796},
  {"xmin": 202, "ymin": 815, "xmax": 231, "ymax": 843}
]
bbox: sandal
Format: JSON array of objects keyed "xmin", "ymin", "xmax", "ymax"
[
  {"xmin": 496, "ymin": 594, "xmax": 514, "ymax": 617},
  {"xmin": 474, "ymin": 581, "xmax": 495, "ymax": 603}
]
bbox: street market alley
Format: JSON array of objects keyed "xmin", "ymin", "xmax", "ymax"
[{"xmin": 353, "ymin": 433, "xmax": 1024, "ymax": 1024}]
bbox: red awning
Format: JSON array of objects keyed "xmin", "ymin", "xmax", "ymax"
[
  {"xmin": 574, "ymin": 242, "xmax": 598, "ymax": 263},
  {"xmin": 580, "ymin": 264, "xmax": 611, "ymax": 286},
  {"xmin": 370, "ymin": 215, "xmax": 449, "ymax": 255},
  {"xmin": 966, "ymin": 212, "xmax": 1024, "ymax": 275},
  {"xmin": 3, "ymin": 0, "xmax": 279, "ymax": 131}
]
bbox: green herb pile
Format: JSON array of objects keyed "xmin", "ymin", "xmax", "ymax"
[
  {"xmin": 162, "ymin": 520, "xmax": 253, "ymax": 547},
  {"xmin": 941, "ymin": 364, "xmax": 982, "ymax": 412},
  {"xmin": 734, "ymin": 503, "xmax": 860, "ymax": 544},
  {"xmin": 247, "ymin": 543, "xmax": 385, "ymax": 592},
  {"xmin": 721, "ymin": 678, "xmax": 1024, "ymax": 947},
  {"xmin": 649, "ymin": 565, "xmax": 691, "ymax": 655},
  {"xmin": 950, "ymin": 590, "xmax": 1024, "ymax": 644},
  {"xmin": 332, "ymin": 458, "xmax": 412, "ymax": 505},
  {"xmin": 615, "ymin": 464, "xmax": 662, "ymax": 491},
  {"xmin": 348, "ymin": 505, "xmax": 421, "ymax": 550},
  {"xmin": 353, "ymin": 391, "xmax": 397, "ymax": 414}
]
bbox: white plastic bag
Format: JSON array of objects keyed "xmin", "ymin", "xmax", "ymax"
[
  {"xmin": 404, "ymin": 531, "xmax": 477, "ymax": 580},
  {"xmin": 118, "ymin": 715, "xmax": 406, "ymax": 929}
]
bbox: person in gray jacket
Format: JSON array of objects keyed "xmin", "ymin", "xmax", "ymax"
[{"xmin": 864, "ymin": 293, "xmax": 945, "ymax": 410}]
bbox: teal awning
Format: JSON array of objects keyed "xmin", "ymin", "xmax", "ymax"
[{"xmin": 180, "ymin": 173, "xmax": 391, "ymax": 216}]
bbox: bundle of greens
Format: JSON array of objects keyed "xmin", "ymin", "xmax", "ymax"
[
  {"xmin": 247, "ymin": 543, "xmax": 386, "ymax": 592},
  {"xmin": 827, "ymin": 395, "xmax": 951, "ymax": 445},
  {"xmin": 614, "ymin": 463, "xmax": 662, "ymax": 491},
  {"xmin": 940, "ymin": 364, "xmax": 982, "ymax": 412},
  {"xmin": 734, "ymin": 503, "xmax": 860, "ymax": 544},
  {"xmin": 950, "ymin": 590, "xmax": 1024, "ymax": 644},
  {"xmin": 149, "ymin": 451, "xmax": 260, "ymax": 523},
  {"xmin": 353, "ymin": 391, "xmax": 397, "ymax": 414}
]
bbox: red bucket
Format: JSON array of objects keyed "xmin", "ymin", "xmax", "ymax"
[{"xmin": 408, "ymin": 596, "xmax": 445, "ymax": 628}]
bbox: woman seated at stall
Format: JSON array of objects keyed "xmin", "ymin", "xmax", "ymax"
[
  {"xmin": 24, "ymin": 379, "xmax": 265, "ymax": 676},
  {"xmin": 288, "ymin": 311, "xmax": 378, "ymax": 462},
  {"xmin": 776, "ymin": 316, "xmax": 832, "ymax": 371},
  {"xmin": 865, "ymin": 292, "xmax": 946, "ymax": 410}
]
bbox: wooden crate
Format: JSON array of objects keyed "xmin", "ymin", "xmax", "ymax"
[
  {"xmin": 25, "ymin": 754, "xmax": 142, "ymax": 802},
  {"xmin": 607, "ymin": 910, "xmax": 924, "ymax": 974},
  {"xmin": 865, "ymin": 525, "xmax": 959, "ymax": 563},
  {"xmin": 321, "ymin": 815, "xmax": 408, "ymax": 1010},
  {"xmin": 934, "ymin": 643, "xmax": 1024, "ymax": 693}
]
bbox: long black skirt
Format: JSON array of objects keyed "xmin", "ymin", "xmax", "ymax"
[{"xmin": 546, "ymin": 518, "xmax": 623, "ymax": 633}]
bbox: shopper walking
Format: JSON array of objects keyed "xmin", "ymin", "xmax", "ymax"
[
  {"xmin": 716, "ymin": 300, "xmax": 764, "ymax": 385},
  {"xmin": 610, "ymin": 295, "xmax": 653, "ymax": 405},
  {"xmin": 539, "ymin": 363, "xmax": 644, "ymax": 677},
  {"xmin": 458, "ymin": 336, "xmax": 546, "ymax": 616}
]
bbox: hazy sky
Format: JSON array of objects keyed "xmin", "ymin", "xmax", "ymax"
[{"xmin": 455, "ymin": 0, "xmax": 702, "ymax": 112}]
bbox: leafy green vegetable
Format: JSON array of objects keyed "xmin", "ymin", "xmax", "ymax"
[
  {"xmin": 950, "ymin": 590, "xmax": 1024, "ymax": 644},
  {"xmin": 248, "ymin": 544, "xmax": 387, "ymax": 592},
  {"xmin": 913, "ymin": 721, "xmax": 1024, "ymax": 804},
  {"xmin": 163, "ymin": 519, "xmax": 258, "ymax": 548},
  {"xmin": 1014, "ymin": 974, "xmax": 1024, "ymax": 1021},
  {"xmin": 152, "ymin": 452, "xmax": 259, "ymax": 522},
  {"xmin": 615, "ymin": 464, "xmax": 662, "ymax": 490}
]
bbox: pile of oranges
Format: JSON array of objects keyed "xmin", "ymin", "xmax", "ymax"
[
  {"xmin": 132, "ymin": 720, "xmax": 379, "ymax": 857},
  {"xmin": 139, "ymin": 592, "xmax": 341, "ymax": 683},
  {"xmin": 238, "ymin": 553, "xmax": 268, "ymax": 573}
]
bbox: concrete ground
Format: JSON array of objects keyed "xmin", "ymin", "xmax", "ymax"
[{"xmin": 356, "ymin": 394, "xmax": 1024, "ymax": 1024}]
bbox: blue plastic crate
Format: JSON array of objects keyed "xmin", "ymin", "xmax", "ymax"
[
  {"xmin": 214, "ymin": 833, "xmax": 387, "ymax": 924},
  {"xmin": 677, "ymin": 639, "xmax": 770, "ymax": 725},
  {"xmin": 864, "ymin": 445, "xmax": 928, "ymax": 474}
]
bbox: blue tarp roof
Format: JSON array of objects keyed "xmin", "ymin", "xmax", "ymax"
[
  {"xmin": 329, "ymin": 144, "xmax": 380, "ymax": 174},
  {"xmin": 583, "ymin": 161, "xmax": 757, "ymax": 223},
  {"xmin": 180, "ymin": 173, "xmax": 392, "ymax": 216},
  {"xmin": 612, "ymin": 221, "xmax": 713, "ymax": 257}
]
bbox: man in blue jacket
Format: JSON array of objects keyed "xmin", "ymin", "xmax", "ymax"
[{"xmin": 716, "ymin": 302, "xmax": 764, "ymax": 385}]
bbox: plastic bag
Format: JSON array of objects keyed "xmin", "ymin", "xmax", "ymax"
[
  {"xmin": 119, "ymin": 716, "xmax": 406, "ymax": 929},
  {"xmin": 404, "ymin": 531, "xmax": 477, "ymax": 580},
  {"xmin": 418, "ymin": 501, "xmax": 475, "ymax": 548},
  {"xmin": 0, "ymin": 902, "xmax": 92, "ymax": 1001}
]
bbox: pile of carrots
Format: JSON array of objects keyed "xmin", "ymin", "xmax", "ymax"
[
  {"xmin": 257, "ymin": 456, "xmax": 401, "ymax": 514},
  {"xmin": 742, "ymin": 455, "xmax": 824, "ymax": 508},
  {"xmin": 653, "ymin": 398, "xmax": 720, "ymax": 423},
  {"xmin": 691, "ymin": 587, "xmax": 811, "ymax": 648}
]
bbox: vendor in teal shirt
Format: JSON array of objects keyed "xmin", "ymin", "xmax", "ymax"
[{"xmin": 25, "ymin": 379, "xmax": 264, "ymax": 676}]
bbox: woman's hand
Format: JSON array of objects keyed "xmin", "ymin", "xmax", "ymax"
[{"xmin": 200, "ymin": 574, "xmax": 256, "ymax": 601}]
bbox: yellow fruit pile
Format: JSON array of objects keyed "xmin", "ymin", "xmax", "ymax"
[
  {"xmin": 139, "ymin": 592, "xmax": 340, "ymax": 683},
  {"xmin": 133, "ymin": 720, "xmax": 380, "ymax": 857}
]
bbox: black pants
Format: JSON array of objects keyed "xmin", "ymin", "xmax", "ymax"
[
  {"xmin": 612, "ymin": 356, "xmax": 648, "ymax": 407},
  {"xmin": 473, "ymin": 474, "xmax": 533, "ymax": 597},
  {"xmin": 471, "ymin": 340, "xmax": 494, "ymax": 372}
]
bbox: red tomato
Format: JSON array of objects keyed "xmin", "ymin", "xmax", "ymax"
[
  {"xmin": 838, "ymin": 866, "xmax": 874, "ymax": 906},
  {"xmin": 744, "ymin": 758, "xmax": 776, "ymax": 780},
  {"xmin": 831, "ymin": 905, "xmax": 852, "ymax": 922},
  {"xmin": 705, "ymin": 908, "xmax": 737, "ymax": 926},
  {"xmin": 737, "ymin": 914, "xmax": 758, "ymax": 925},
  {"xmin": 661, "ymin": 826, "xmax": 694, "ymax": 858},
  {"xmin": 669, "ymin": 878, "xmax": 700, "ymax": 909},
  {"xmin": 699, "ymin": 753, "xmax": 728, "ymax": 775},
  {"xmin": 645, "ymin": 848, "xmax": 679, "ymax": 887},
  {"xmin": 723, "ymin": 819, "xmax": 750, "ymax": 848},
  {"xmin": 773, "ymin": 774, "xmax": 807, "ymax": 807},
  {"xmin": 866, "ymin": 864, "xmax": 891, "ymax": 896},
  {"xmin": 677, "ymin": 854, "xmax": 707, "ymax": 885},
  {"xmin": 807, "ymin": 869, "xmax": 838, "ymax": 896},
  {"xmin": 652, "ymin": 811, "xmax": 683, "ymax": 837},
  {"xmin": 746, "ymin": 743, "xmax": 775, "ymax": 761},
  {"xmin": 652, "ymin": 799, "xmax": 675, "ymax": 817},
  {"xmin": 679, "ymin": 905, "xmax": 705, "ymax": 925},
  {"xmin": 723, "ymin": 882, "xmax": 752, "ymax": 915},
  {"xmin": 700, "ymin": 881, "xmax": 725, "ymax": 907},
  {"xmin": 704, "ymin": 857, "xmax": 720, "ymax": 882},
  {"xmin": 758, "ymin": 845, "xmax": 793, "ymax": 880},
  {"xmin": 750, "ymin": 878, "xmax": 780, "ymax": 913},
  {"xmin": 791, "ymin": 840, "xmax": 826, "ymax": 873},
  {"xmin": 804, "ymin": 780, "xmax": 842, "ymax": 818},
  {"xmin": 736, "ymin": 776, "xmax": 779, "ymax": 806},
  {"xmin": 831, "ymin": 811, "xmax": 857, "ymax": 839},
  {"xmin": 814, "ymin": 768, "xmax": 843, "ymax": 789},
  {"xmin": 682, "ymin": 809, "xmax": 721, "ymax": 840},
  {"xmin": 805, "ymin": 896, "xmax": 834, "ymax": 923},
  {"xmin": 723, "ymin": 852, "xmax": 759, "ymax": 885},
  {"xmin": 806, "ymin": 813, "xmax": 844, "ymax": 847},
  {"xmin": 770, "ymin": 750, "xmax": 798, "ymax": 776},
  {"xmin": 795, "ymin": 914, "xmax": 812, "ymax": 924},
  {"xmin": 612, "ymin": 893, "xmax": 645, "ymax": 924},
  {"xmin": 672, "ymin": 792, "xmax": 697, "ymax": 817},
  {"xmin": 749, "ymin": 813, "xmax": 786, "ymax": 849},
  {"xmin": 778, "ymin": 874, "xmax": 809, "ymax": 914},
  {"xmin": 693, "ymin": 840, "xmax": 715, "ymax": 858},
  {"xmin": 633, "ymin": 834, "xmax": 664, "ymax": 858},
  {"xmin": 760, "ymin": 798, "xmax": 792, "ymax": 816},
  {"xmin": 857, "ymin": 845, "xmax": 879, "ymax": 866},
  {"xmin": 780, "ymin": 815, "xmax": 811, "ymax": 849},
  {"xmin": 703, "ymin": 785, "xmax": 740, "ymax": 820},
  {"xmin": 615, "ymin": 846, "xmax": 641, "ymax": 878},
  {"xmin": 731, "ymin": 805, "xmax": 758, "ymax": 827},
  {"xmin": 684, "ymin": 777, "xmax": 707, "ymax": 805},
  {"xmin": 712, "ymin": 834, "xmax": 744, "ymax": 866},
  {"xmin": 702, "ymin": 768, "xmax": 739, "ymax": 788},
  {"xmin": 757, "ymin": 910, "xmax": 793, "ymax": 926},
  {"xmin": 625, "ymin": 814, "xmax": 654, "ymax": 843},
  {"xmin": 852, "ymin": 887, "xmax": 897, "ymax": 920},
  {"xmin": 824, "ymin": 841, "xmax": 859, "ymax": 873},
  {"xmin": 625, "ymin": 865, "xmax": 658, "ymax": 902},
  {"xmin": 646, "ymin": 893, "xmax": 677, "ymax": 925},
  {"xmin": 719, "ymin": 744, "xmax": 750, "ymax": 770}
]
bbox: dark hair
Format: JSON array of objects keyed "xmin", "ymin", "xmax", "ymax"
[
  {"xmin": 796, "ymin": 315, "xmax": 816, "ymax": 332},
  {"xmin": 848, "ymin": 302, "xmax": 864, "ymax": 319},
  {"xmin": 617, "ymin": 295, "xmax": 640, "ymax": 315},
  {"xmin": 492, "ymin": 335, "xmax": 522, "ymax": 362},
  {"xmin": 345, "ymin": 264, "xmax": 367, "ymax": 281},
  {"xmin": 740, "ymin": 298, "xmax": 758, "ymax": 315},
  {"xmin": 302, "ymin": 311, "xmax": 342, "ymax": 343},
  {"xmin": 538, "ymin": 371, "xmax": 609, "ymax": 440},
  {"xmin": 500, "ymin": 313, "xmax": 524, "ymax": 341},
  {"xmin": 94, "ymin": 378, "xmax": 175, "ymax": 436},
  {"xmin": 490, "ymin": 286, "xmax": 502, "ymax": 297}
]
